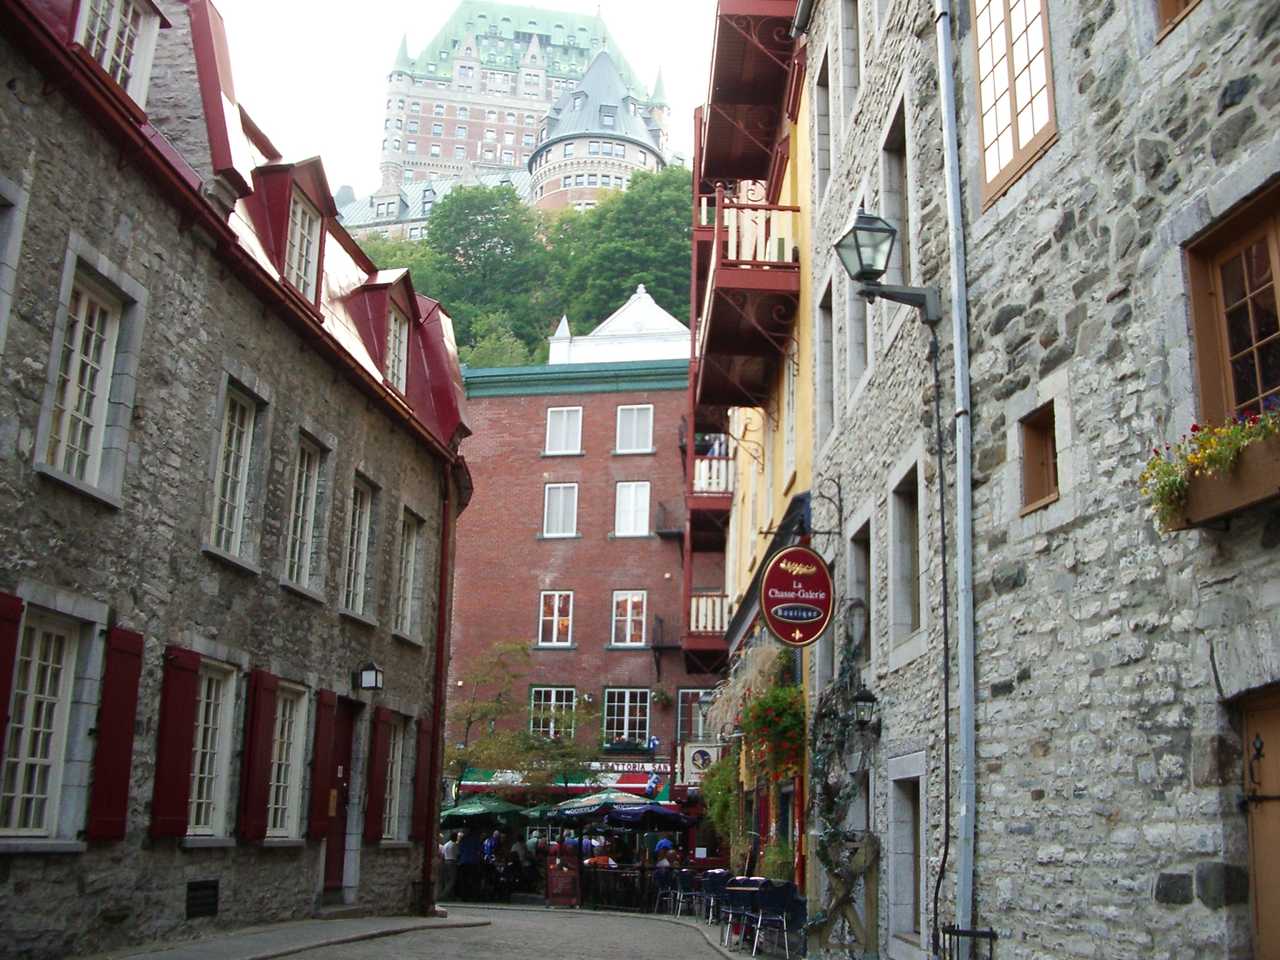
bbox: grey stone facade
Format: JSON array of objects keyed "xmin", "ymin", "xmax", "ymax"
[
  {"xmin": 802, "ymin": 0, "xmax": 1280, "ymax": 958},
  {"xmin": 0, "ymin": 6, "xmax": 463, "ymax": 958}
]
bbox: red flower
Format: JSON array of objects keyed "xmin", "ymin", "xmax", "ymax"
[{"xmin": 1190, "ymin": 423, "xmax": 1200, "ymax": 433}]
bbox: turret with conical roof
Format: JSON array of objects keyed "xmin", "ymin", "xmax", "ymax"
[
  {"xmin": 394, "ymin": 35, "xmax": 412, "ymax": 71},
  {"xmin": 651, "ymin": 69, "xmax": 668, "ymax": 107}
]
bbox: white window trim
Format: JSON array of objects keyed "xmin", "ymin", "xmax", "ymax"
[
  {"xmin": 613, "ymin": 481, "xmax": 651, "ymax": 537},
  {"xmin": 342, "ymin": 478, "xmax": 375, "ymax": 616},
  {"xmin": 386, "ymin": 306, "xmax": 409, "ymax": 392},
  {"xmin": 538, "ymin": 590, "xmax": 574, "ymax": 647},
  {"xmin": 529, "ymin": 687, "xmax": 576, "ymax": 738},
  {"xmin": 285, "ymin": 191, "xmax": 322, "ymax": 301},
  {"xmin": 611, "ymin": 590, "xmax": 647, "ymax": 646},
  {"xmin": 0, "ymin": 610, "xmax": 79, "ymax": 838},
  {"xmin": 614, "ymin": 404, "xmax": 655, "ymax": 454},
  {"xmin": 542, "ymin": 483, "xmax": 578, "ymax": 538},
  {"xmin": 187, "ymin": 661, "xmax": 237, "ymax": 838},
  {"xmin": 603, "ymin": 688, "xmax": 650, "ymax": 743},
  {"xmin": 0, "ymin": 172, "xmax": 32, "ymax": 359},
  {"xmin": 844, "ymin": 502, "xmax": 876, "ymax": 673},
  {"xmin": 210, "ymin": 387, "xmax": 257, "ymax": 557},
  {"xmin": 394, "ymin": 510, "xmax": 424, "ymax": 639},
  {"xmin": 677, "ymin": 689, "xmax": 715, "ymax": 742},
  {"xmin": 284, "ymin": 437, "xmax": 321, "ymax": 589},
  {"xmin": 1001, "ymin": 367, "xmax": 1077, "ymax": 535},
  {"xmin": 265, "ymin": 683, "xmax": 309, "ymax": 839},
  {"xmin": 544, "ymin": 406, "xmax": 583, "ymax": 455},
  {"xmin": 73, "ymin": 0, "xmax": 163, "ymax": 108}
]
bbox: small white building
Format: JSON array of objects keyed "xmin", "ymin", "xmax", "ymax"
[{"xmin": 548, "ymin": 284, "xmax": 689, "ymax": 364}]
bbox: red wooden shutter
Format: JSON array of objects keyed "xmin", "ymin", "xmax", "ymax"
[
  {"xmin": 85, "ymin": 626, "xmax": 144, "ymax": 841},
  {"xmin": 307, "ymin": 689, "xmax": 337, "ymax": 840},
  {"xmin": 410, "ymin": 716, "xmax": 432, "ymax": 841},
  {"xmin": 0, "ymin": 592, "xmax": 25, "ymax": 762},
  {"xmin": 149, "ymin": 645, "xmax": 201, "ymax": 838},
  {"xmin": 363, "ymin": 706, "xmax": 392, "ymax": 843},
  {"xmin": 238, "ymin": 668, "xmax": 278, "ymax": 842}
]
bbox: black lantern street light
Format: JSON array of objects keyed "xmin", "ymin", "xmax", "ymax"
[
  {"xmin": 851, "ymin": 684, "xmax": 882, "ymax": 738},
  {"xmin": 354, "ymin": 661, "xmax": 384, "ymax": 691},
  {"xmin": 834, "ymin": 210, "xmax": 941, "ymax": 325}
]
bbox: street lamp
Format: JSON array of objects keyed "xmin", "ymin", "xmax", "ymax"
[
  {"xmin": 851, "ymin": 684, "xmax": 881, "ymax": 738},
  {"xmin": 834, "ymin": 210, "xmax": 941, "ymax": 325},
  {"xmin": 354, "ymin": 661, "xmax": 384, "ymax": 691}
]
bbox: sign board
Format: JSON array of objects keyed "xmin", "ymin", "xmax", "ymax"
[
  {"xmin": 680, "ymin": 742, "xmax": 721, "ymax": 785},
  {"xmin": 759, "ymin": 545, "xmax": 834, "ymax": 647}
]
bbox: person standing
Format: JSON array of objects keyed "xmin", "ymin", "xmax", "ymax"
[
  {"xmin": 458, "ymin": 827, "xmax": 482, "ymax": 900},
  {"xmin": 440, "ymin": 832, "xmax": 460, "ymax": 900}
]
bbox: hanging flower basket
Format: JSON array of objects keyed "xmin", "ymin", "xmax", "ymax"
[
  {"xmin": 740, "ymin": 685, "xmax": 804, "ymax": 782},
  {"xmin": 1140, "ymin": 411, "xmax": 1280, "ymax": 531}
]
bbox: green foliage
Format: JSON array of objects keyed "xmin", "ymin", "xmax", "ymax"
[
  {"xmin": 356, "ymin": 167, "xmax": 692, "ymax": 367},
  {"xmin": 758, "ymin": 840, "xmax": 795, "ymax": 882},
  {"xmin": 701, "ymin": 749, "xmax": 742, "ymax": 846},
  {"xmin": 740, "ymin": 685, "xmax": 805, "ymax": 781}
]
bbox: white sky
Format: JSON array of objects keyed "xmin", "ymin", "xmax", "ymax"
[{"xmin": 213, "ymin": 0, "xmax": 717, "ymax": 196}]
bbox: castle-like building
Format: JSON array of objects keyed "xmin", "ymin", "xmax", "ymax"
[{"xmin": 352, "ymin": 1, "xmax": 667, "ymax": 238}]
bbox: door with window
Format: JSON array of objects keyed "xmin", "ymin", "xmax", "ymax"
[
  {"xmin": 323, "ymin": 699, "xmax": 358, "ymax": 891},
  {"xmin": 1245, "ymin": 693, "xmax": 1280, "ymax": 960}
]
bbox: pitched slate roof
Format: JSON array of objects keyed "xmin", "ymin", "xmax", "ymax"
[
  {"xmin": 337, "ymin": 170, "xmax": 533, "ymax": 229},
  {"xmin": 402, "ymin": 0, "xmax": 647, "ymax": 95},
  {"xmin": 540, "ymin": 50, "xmax": 661, "ymax": 150}
]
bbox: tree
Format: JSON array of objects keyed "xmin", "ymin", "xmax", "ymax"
[{"xmin": 458, "ymin": 311, "xmax": 532, "ymax": 368}]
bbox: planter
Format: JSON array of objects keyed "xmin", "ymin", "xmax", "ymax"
[{"xmin": 1174, "ymin": 434, "xmax": 1280, "ymax": 529}]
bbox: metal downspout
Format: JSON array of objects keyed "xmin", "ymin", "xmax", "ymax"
[{"xmin": 933, "ymin": 0, "xmax": 977, "ymax": 937}]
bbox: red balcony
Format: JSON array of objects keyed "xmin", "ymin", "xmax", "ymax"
[
  {"xmin": 700, "ymin": 0, "xmax": 799, "ymax": 184},
  {"xmin": 684, "ymin": 592, "xmax": 730, "ymax": 673},
  {"xmin": 695, "ymin": 187, "xmax": 800, "ymax": 409}
]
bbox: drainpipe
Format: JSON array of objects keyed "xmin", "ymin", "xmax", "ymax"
[
  {"xmin": 933, "ymin": 0, "xmax": 977, "ymax": 940},
  {"xmin": 421, "ymin": 463, "xmax": 455, "ymax": 915}
]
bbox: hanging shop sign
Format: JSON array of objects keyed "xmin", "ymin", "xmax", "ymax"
[{"xmin": 760, "ymin": 545, "xmax": 834, "ymax": 647}]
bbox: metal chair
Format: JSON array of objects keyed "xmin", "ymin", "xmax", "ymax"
[
  {"xmin": 653, "ymin": 866, "xmax": 676, "ymax": 914},
  {"xmin": 720, "ymin": 877, "xmax": 757, "ymax": 949},
  {"xmin": 701, "ymin": 869, "xmax": 731, "ymax": 925},
  {"xmin": 750, "ymin": 880, "xmax": 794, "ymax": 958},
  {"xmin": 674, "ymin": 868, "xmax": 699, "ymax": 918}
]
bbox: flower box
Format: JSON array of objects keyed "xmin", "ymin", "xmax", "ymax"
[{"xmin": 1173, "ymin": 434, "xmax": 1280, "ymax": 529}]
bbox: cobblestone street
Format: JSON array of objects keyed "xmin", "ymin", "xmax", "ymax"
[{"xmin": 297, "ymin": 908, "xmax": 726, "ymax": 960}]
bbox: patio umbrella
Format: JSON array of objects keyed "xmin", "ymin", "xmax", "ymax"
[
  {"xmin": 553, "ymin": 788, "xmax": 651, "ymax": 821},
  {"xmin": 604, "ymin": 803, "xmax": 696, "ymax": 829},
  {"xmin": 439, "ymin": 794, "xmax": 526, "ymax": 827},
  {"xmin": 521, "ymin": 803, "xmax": 559, "ymax": 823}
]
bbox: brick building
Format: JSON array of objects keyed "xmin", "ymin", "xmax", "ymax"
[
  {"xmin": 0, "ymin": 1, "xmax": 470, "ymax": 956},
  {"xmin": 450, "ymin": 287, "xmax": 723, "ymax": 800}
]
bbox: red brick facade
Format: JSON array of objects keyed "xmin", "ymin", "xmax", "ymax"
[{"xmin": 450, "ymin": 371, "xmax": 722, "ymax": 771}]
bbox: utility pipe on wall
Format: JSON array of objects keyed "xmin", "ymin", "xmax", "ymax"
[{"xmin": 932, "ymin": 0, "xmax": 977, "ymax": 940}]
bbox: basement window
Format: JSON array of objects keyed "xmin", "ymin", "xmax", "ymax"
[{"xmin": 1019, "ymin": 400, "xmax": 1059, "ymax": 514}]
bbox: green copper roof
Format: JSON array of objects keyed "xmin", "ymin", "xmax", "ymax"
[
  {"xmin": 651, "ymin": 68, "xmax": 667, "ymax": 107},
  {"xmin": 464, "ymin": 358, "xmax": 688, "ymax": 397},
  {"xmin": 401, "ymin": 0, "xmax": 648, "ymax": 96}
]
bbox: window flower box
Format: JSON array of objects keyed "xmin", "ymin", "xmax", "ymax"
[{"xmin": 1172, "ymin": 433, "xmax": 1280, "ymax": 530}]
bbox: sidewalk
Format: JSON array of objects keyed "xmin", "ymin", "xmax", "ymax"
[{"xmin": 81, "ymin": 914, "xmax": 491, "ymax": 960}]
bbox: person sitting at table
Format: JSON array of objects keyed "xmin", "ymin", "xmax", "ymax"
[{"xmin": 584, "ymin": 850, "xmax": 618, "ymax": 868}]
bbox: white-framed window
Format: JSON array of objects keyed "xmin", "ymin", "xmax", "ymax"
[
  {"xmin": 677, "ymin": 689, "xmax": 715, "ymax": 742},
  {"xmin": 75, "ymin": 0, "xmax": 161, "ymax": 106},
  {"xmin": 530, "ymin": 687, "xmax": 576, "ymax": 738},
  {"xmin": 611, "ymin": 590, "xmax": 647, "ymax": 646},
  {"xmin": 615, "ymin": 404, "xmax": 653, "ymax": 453},
  {"xmin": 211, "ymin": 388, "xmax": 256, "ymax": 555},
  {"xmin": 285, "ymin": 192, "xmax": 322, "ymax": 300},
  {"xmin": 539, "ymin": 591, "xmax": 573, "ymax": 646},
  {"xmin": 342, "ymin": 478, "xmax": 374, "ymax": 614},
  {"xmin": 543, "ymin": 483, "xmax": 578, "ymax": 537},
  {"xmin": 603, "ymin": 689, "xmax": 649, "ymax": 743},
  {"xmin": 266, "ymin": 684, "xmax": 308, "ymax": 839},
  {"xmin": 43, "ymin": 276, "xmax": 120, "ymax": 485},
  {"xmin": 614, "ymin": 481, "xmax": 650, "ymax": 537},
  {"xmin": 0, "ymin": 612, "xmax": 78, "ymax": 836},
  {"xmin": 394, "ymin": 510, "xmax": 424, "ymax": 637},
  {"xmin": 284, "ymin": 437, "xmax": 322, "ymax": 588},
  {"xmin": 544, "ymin": 406, "xmax": 582, "ymax": 455},
  {"xmin": 386, "ymin": 306, "xmax": 409, "ymax": 392},
  {"xmin": 188, "ymin": 662, "xmax": 236, "ymax": 837},
  {"xmin": 381, "ymin": 719, "xmax": 405, "ymax": 840}
]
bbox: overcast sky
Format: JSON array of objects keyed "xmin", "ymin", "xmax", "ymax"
[{"xmin": 213, "ymin": 0, "xmax": 717, "ymax": 196}]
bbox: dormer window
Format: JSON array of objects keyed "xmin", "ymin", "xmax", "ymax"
[
  {"xmin": 386, "ymin": 307, "xmax": 409, "ymax": 392},
  {"xmin": 76, "ymin": 0, "xmax": 162, "ymax": 107},
  {"xmin": 573, "ymin": 93, "xmax": 586, "ymax": 110},
  {"xmin": 600, "ymin": 107, "xmax": 617, "ymax": 128},
  {"xmin": 285, "ymin": 192, "xmax": 321, "ymax": 300}
]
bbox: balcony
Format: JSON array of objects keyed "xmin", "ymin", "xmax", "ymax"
[
  {"xmin": 684, "ymin": 592, "xmax": 730, "ymax": 673},
  {"xmin": 695, "ymin": 187, "xmax": 801, "ymax": 409}
]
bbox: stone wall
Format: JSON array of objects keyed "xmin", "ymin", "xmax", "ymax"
[
  {"xmin": 0, "ymin": 28, "xmax": 446, "ymax": 960},
  {"xmin": 802, "ymin": 0, "xmax": 1280, "ymax": 958}
]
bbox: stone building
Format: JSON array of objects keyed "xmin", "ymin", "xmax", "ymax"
[
  {"xmin": 449, "ymin": 288, "xmax": 724, "ymax": 804},
  {"xmin": 790, "ymin": 0, "xmax": 1280, "ymax": 958},
  {"xmin": 0, "ymin": 1, "xmax": 471, "ymax": 956},
  {"xmin": 528, "ymin": 51, "xmax": 669, "ymax": 212},
  {"xmin": 378, "ymin": 1, "xmax": 656, "ymax": 184}
]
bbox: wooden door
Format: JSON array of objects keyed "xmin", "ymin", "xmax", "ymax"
[
  {"xmin": 1245, "ymin": 696, "xmax": 1280, "ymax": 960},
  {"xmin": 323, "ymin": 700, "xmax": 357, "ymax": 891}
]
